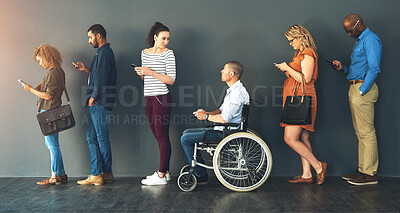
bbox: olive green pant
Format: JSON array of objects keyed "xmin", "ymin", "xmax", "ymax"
[{"xmin": 348, "ymin": 82, "xmax": 379, "ymax": 176}]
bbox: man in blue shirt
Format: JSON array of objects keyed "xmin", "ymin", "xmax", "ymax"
[
  {"xmin": 180, "ymin": 61, "xmax": 249, "ymax": 184},
  {"xmin": 74, "ymin": 24, "xmax": 117, "ymax": 186},
  {"xmin": 332, "ymin": 14, "xmax": 382, "ymax": 185}
]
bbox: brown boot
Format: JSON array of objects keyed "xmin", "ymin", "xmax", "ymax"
[
  {"xmin": 77, "ymin": 175, "xmax": 103, "ymax": 186},
  {"xmin": 60, "ymin": 174, "xmax": 68, "ymax": 183},
  {"xmin": 102, "ymin": 173, "xmax": 114, "ymax": 183}
]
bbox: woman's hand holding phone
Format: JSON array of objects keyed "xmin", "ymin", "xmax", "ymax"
[
  {"xmin": 130, "ymin": 64, "xmax": 143, "ymax": 76},
  {"xmin": 134, "ymin": 67, "xmax": 143, "ymax": 76},
  {"xmin": 275, "ymin": 62, "xmax": 290, "ymax": 73}
]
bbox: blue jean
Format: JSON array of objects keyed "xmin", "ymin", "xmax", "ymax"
[
  {"xmin": 41, "ymin": 109, "xmax": 65, "ymax": 176},
  {"xmin": 86, "ymin": 104, "xmax": 112, "ymax": 175},
  {"xmin": 180, "ymin": 127, "xmax": 223, "ymax": 177}
]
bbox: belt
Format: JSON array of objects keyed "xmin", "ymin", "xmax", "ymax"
[{"xmin": 349, "ymin": 80, "xmax": 364, "ymax": 85}]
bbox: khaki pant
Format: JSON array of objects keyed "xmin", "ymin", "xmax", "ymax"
[{"xmin": 348, "ymin": 82, "xmax": 379, "ymax": 176}]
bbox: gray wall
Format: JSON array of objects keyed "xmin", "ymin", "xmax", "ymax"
[{"xmin": 0, "ymin": 0, "xmax": 399, "ymax": 177}]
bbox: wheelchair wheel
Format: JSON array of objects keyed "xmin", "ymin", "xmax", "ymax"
[
  {"xmin": 246, "ymin": 129, "xmax": 267, "ymax": 173},
  {"xmin": 177, "ymin": 172, "xmax": 197, "ymax": 192},
  {"xmin": 180, "ymin": 165, "xmax": 191, "ymax": 175},
  {"xmin": 213, "ymin": 132, "xmax": 272, "ymax": 192},
  {"xmin": 246, "ymin": 128, "xmax": 261, "ymax": 138}
]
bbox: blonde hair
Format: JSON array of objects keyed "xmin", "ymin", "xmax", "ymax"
[
  {"xmin": 33, "ymin": 44, "xmax": 62, "ymax": 69},
  {"xmin": 285, "ymin": 24, "xmax": 317, "ymax": 57}
]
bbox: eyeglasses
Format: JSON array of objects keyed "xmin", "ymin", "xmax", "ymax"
[
  {"xmin": 288, "ymin": 37, "xmax": 297, "ymax": 43},
  {"xmin": 345, "ymin": 20, "xmax": 360, "ymax": 34}
]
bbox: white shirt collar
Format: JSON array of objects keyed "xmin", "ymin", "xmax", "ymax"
[{"xmin": 227, "ymin": 80, "xmax": 241, "ymax": 93}]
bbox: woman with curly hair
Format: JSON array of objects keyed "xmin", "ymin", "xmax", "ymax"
[
  {"xmin": 275, "ymin": 25, "xmax": 327, "ymax": 185},
  {"xmin": 21, "ymin": 44, "xmax": 68, "ymax": 185}
]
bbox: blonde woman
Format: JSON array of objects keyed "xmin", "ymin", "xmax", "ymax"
[
  {"xmin": 275, "ymin": 25, "xmax": 327, "ymax": 185},
  {"xmin": 21, "ymin": 44, "xmax": 68, "ymax": 185}
]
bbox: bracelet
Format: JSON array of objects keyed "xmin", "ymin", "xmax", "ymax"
[{"xmin": 205, "ymin": 114, "xmax": 209, "ymax": 121}]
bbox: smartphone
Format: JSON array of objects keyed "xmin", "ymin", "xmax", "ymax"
[
  {"xmin": 326, "ymin": 60, "xmax": 333, "ymax": 65},
  {"xmin": 17, "ymin": 79, "xmax": 26, "ymax": 85}
]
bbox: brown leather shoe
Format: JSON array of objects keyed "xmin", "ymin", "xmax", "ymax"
[
  {"xmin": 102, "ymin": 173, "xmax": 114, "ymax": 183},
  {"xmin": 288, "ymin": 175, "xmax": 313, "ymax": 184},
  {"xmin": 342, "ymin": 170, "xmax": 362, "ymax": 181},
  {"xmin": 77, "ymin": 175, "xmax": 103, "ymax": 186},
  {"xmin": 316, "ymin": 162, "xmax": 328, "ymax": 185},
  {"xmin": 347, "ymin": 173, "xmax": 378, "ymax": 185},
  {"xmin": 37, "ymin": 176, "xmax": 62, "ymax": 186},
  {"xmin": 60, "ymin": 174, "xmax": 68, "ymax": 183}
]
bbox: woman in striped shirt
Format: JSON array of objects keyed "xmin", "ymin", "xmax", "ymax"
[{"xmin": 135, "ymin": 22, "xmax": 176, "ymax": 185}]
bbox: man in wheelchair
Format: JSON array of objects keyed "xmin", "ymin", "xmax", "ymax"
[{"xmin": 180, "ymin": 61, "xmax": 250, "ymax": 184}]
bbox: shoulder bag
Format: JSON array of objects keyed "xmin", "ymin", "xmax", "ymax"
[
  {"xmin": 36, "ymin": 79, "xmax": 75, "ymax": 136},
  {"xmin": 280, "ymin": 73, "xmax": 312, "ymax": 125}
]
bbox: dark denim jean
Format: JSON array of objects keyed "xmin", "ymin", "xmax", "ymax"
[
  {"xmin": 180, "ymin": 127, "xmax": 223, "ymax": 177},
  {"xmin": 86, "ymin": 103, "xmax": 112, "ymax": 175}
]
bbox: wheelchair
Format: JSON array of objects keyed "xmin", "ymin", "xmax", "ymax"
[{"xmin": 177, "ymin": 103, "xmax": 273, "ymax": 192}]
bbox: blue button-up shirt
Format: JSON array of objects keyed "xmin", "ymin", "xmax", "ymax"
[
  {"xmin": 86, "ymin": 43, "xmax": 117, "ymax": 111},
  {"xmin": 219, "ymin": 80, "xmax": 250, "ymax": 124},
  {"xmin": 343, "ymin": 28, "xmax": 382, "ymax": 94}
]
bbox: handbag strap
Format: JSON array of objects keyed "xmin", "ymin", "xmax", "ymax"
[
  {"xmin": 292, "ymin": 73, "xmax": 307, "ymax": 96},
  {"xmin": 300, "ymin": 73, "xmax": 306, "ymax": 96},
  {"xmin": 292, "ymin": 82, "xmax": 299, "ymax": 96},
  {"xmin": 290, "ymin": 73, "xmax": 307, "ymax": 103},
  {"xmin": 37, "ymin": 72, "xmax": 70, "ymax": 113}
]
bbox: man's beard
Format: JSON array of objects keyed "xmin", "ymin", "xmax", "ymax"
[{"xmin": 92, "ymin": 39, "xmax": 99, "ymax": 48}]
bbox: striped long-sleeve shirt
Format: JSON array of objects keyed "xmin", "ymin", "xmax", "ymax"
[{"xmin": 141, "ymin": 49, "xmax": 176, "ymax": 96}]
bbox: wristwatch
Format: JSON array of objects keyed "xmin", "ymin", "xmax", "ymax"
[{"xmin": 205, "ymin": 114, "xmax": 209, "ymax": 121}]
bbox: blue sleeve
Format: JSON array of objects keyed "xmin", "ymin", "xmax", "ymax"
[
  {"xmin": 360, "ymin": 36, "xmax": 382, "ymax": 94},
  {"xmin": 91, "ymin": 53, "xmax": 111, "ymax": 100},
  {"xmin": 343, "ymin": 65, "xmax": 349, "ymax": 74}
]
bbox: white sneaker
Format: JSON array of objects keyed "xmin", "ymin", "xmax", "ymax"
[
  {"xmin": 141, "ymin": 175, "xmax": 167, "ymax": 186},
  {"xmin": 146, "ymin": 172, "xmax": 171, "ymax": 181}
]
